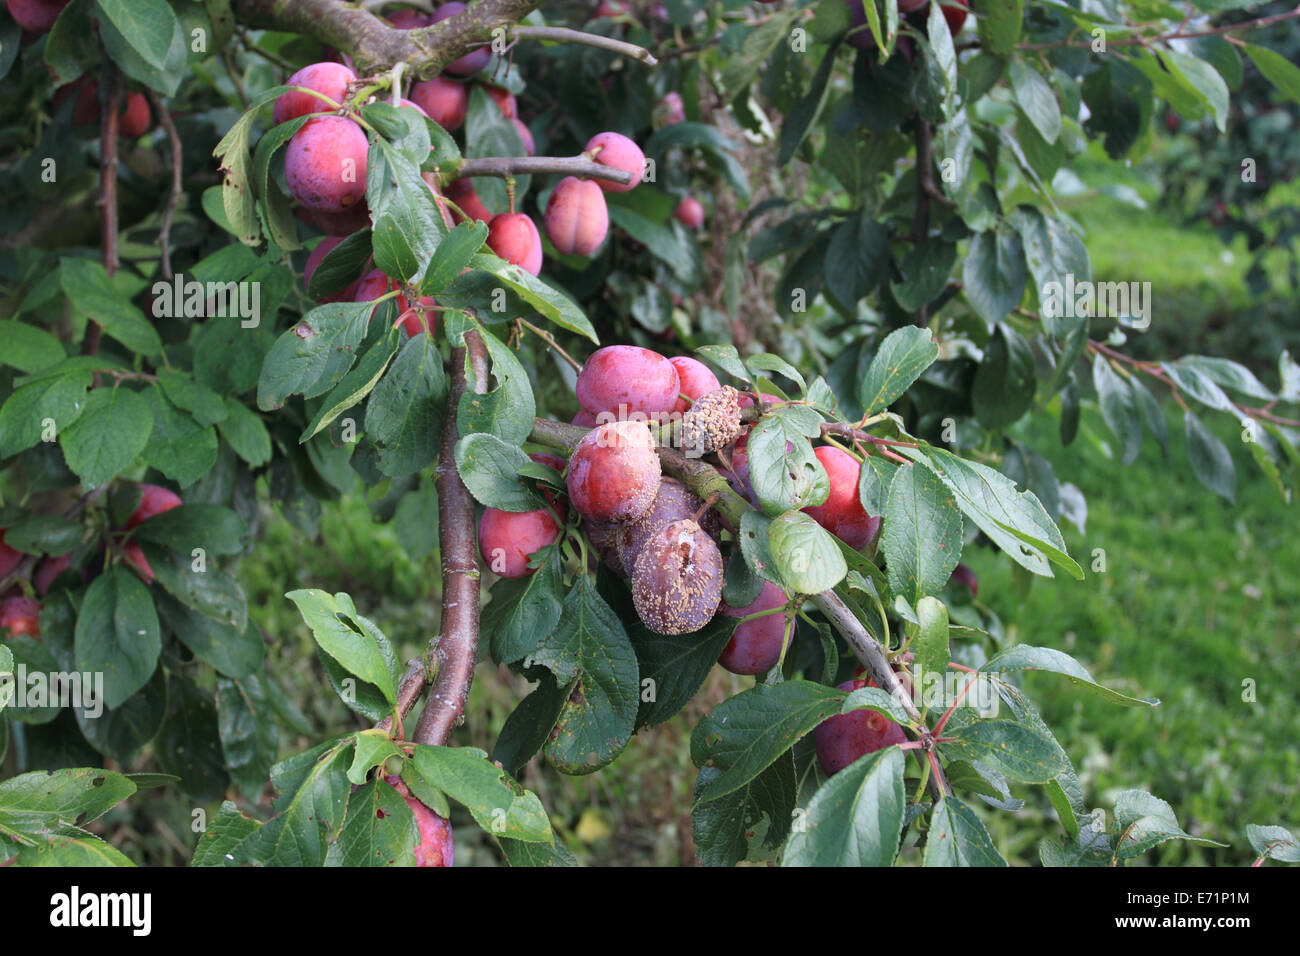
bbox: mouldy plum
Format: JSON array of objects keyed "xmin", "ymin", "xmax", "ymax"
[
  {"xmin": 285, "ymin": 115, "xmax": 369, "ymax": 212},
  {"xmin": 585, "ymin": 132, "xmax": 645, "ymax": 193},
  {"xmin": 409, "ymin": 77, "xmax": 468, "ymax": 131},
  {"xmin": 801, "ymin": 445, "xmax": 881, "ymax": 550},
  {"xmin": 612, "ymin": 476, "xmax": 718, "ymax": 576},
  {"xmin": 718, "ymin": 581, "xmax": 788, "ymax": 675},
  {"xmin": 575, "ymin": 345, "xmax": 680, "ymax": 421},
  {"xmin": 566, "ymin": 420, "xmax": 661, "ymax": 524},
  {"xmin": 478, "ymin": 507, "xmax": 562, "ymax": 578},
  {"xmin": 273, "ymin": 62, "xmax": 356, "ymax": 125},
  {"xmin": 814, "ymin": 679, "xmax": 907, "ymax": 775},
  {"xmin": 487, "ymin": 213, "xmax": 543, "ymax": 276},
  {"xmin": 545, "ymin": 177, "xmax": 609, "ymax": 257},
  {"xmin": 630, "ymin": 519, "xmax": 723, "ymax": 635},
  {"xmin": 681, "ymin": 386, "xmax": 742, "ymax": 458},
  {"xmin": 668, "ymin": 356, "xmax": 720, "ymax": 414}
]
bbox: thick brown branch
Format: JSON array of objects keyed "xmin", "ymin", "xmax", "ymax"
[
  {"xmin": 232, "ymin": 0, "xmax": 542, "ymax": 75},
  {"xmin": 413, "ymin": 330, "xmax": 491, "ymax": 746},
  {"xmin": 452, "ymin": 155, "xmax": 632, "ymax": 186}
]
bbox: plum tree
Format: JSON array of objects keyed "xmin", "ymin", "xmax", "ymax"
[
  {"xmin": 802, "ymin": 445, "xmax": 881, "ymax": 551},
  {"xmin": 0, "ymin": 596, "xmax": 40, "ymax": 639},
  {"xmin": 814, "ymin": 680, "xmax": 908, "ymax": 775},
  {"xmin": 668, "ymin": 356, "xmax": 721, "ymax": 413},
  {"xmin": 487, "ymin": 213, "xmax": 543, "ymax": 275},
  {"xmin": 285, "ymin": 116, "xmax": 369, "ymax": 212},
  {"xmin": 273, "ymin": 62, "xmax": 356, "ymax": 125},
  {"xmin": 566, "ymin": 420, "xmax": 661, "ymax": 524},
  {"xmin": 575, "ymin": 345, "xmax": 680, "ymax": 420},
  {"xmin": 409, "ymin": 76, "xmax": 468, "ymax": 131},
  {"xmin": 718, "ymin": 581, "xmax": 789, "ymax": 675},
  {"xmin": 585, "ymin": 132, "xmax": 645, "ymax": 193},
  {"xmin": 673, "ymin": 196, "xmax": 704, "ymax": 229},
  {"xmin": 544, "ymin": 176, "xmax": 609, "ymax": 257},
  {"xmin": 631, "ymin": 519, "xmax": 723, "ymax": 634},
  {"xmin": 5, "ymin": 0, "xmax": 67, "ymax": 34}
]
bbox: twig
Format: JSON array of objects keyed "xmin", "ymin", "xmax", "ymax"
[
  {"xmin": 511, "ymin": 25, "xmax": 658, "ymax": 66},
  {"xmin": 412, "ymin": 330, "xmax": 490, "ymax": 747},
  {"xmin": 1018, "ymin": 6, "xmax": 1300, "ymax": 50},
  {"xmin": 84, "ymin": 59, "xmax": 122, "ymax": 364},
  {"xmin": 376, "ymin": 659, "xmax": 430, "ymax": 737},
  {"xmin": 517, "ymin": 317, "xmax": 582, "ymax": 373},
  {"xmin": 149, "ymin": 92, "xmax": 183, "ymax": 281},
  {"xmin": 451, "ymin": 155, "xmax": 632, "ymax": 187}
]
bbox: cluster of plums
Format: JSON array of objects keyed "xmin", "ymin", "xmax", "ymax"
[
  {"xmin": 0, "ymin": 483, "xmax": 182, "ymax": 642},
  {"xmin": 475, "ymin": 343, "xmax": 894, "ymax": 697}
]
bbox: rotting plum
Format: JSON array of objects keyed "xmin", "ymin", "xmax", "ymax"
[{"xmin": 631, "ymin": 519, "xmax": 723, "ymax": 634}]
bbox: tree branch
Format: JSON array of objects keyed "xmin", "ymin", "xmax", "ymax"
[
  {"xmin": 511, "ymin": 25, "xmax": 658, "ymax": 66},
  {"xmin": 452, "ymin": 155, "xmax": 632, "ymax": 186},
  {"xmin": 412, "ymin": 330, "xmax": 491, "ymax": 746},
  {"xmin": 85, "ymin": 58, "xmax": 121, "ymax": 362},
  {"xmin": 149, "ymin": 92, "xmax": 183, "ymax": 281}
]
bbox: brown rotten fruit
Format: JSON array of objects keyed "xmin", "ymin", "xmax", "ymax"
[{"xmin": 631, "ymin": 518, "xmax": 723, "ymax": 634}]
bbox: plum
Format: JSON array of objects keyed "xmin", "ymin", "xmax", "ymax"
[{"xmin": 631, "ymin": 519, "xmax": 723, "ymax": 634}]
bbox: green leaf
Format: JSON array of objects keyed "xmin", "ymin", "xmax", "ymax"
[
  {"xmin": 882, "ymin": 463, "xmax": 962, "ymax": 603},
  {"xmin": 691, "ymin": 680, "xmax": 843, "ymax": 803},
  {"xmin": 529, "ymin": 578, "xmax": 639, "ymax": 775},
  {"xmin": 155, "ymin": 592, "xmax": 264, "ymax": 679},
  {"xmin": 412, "ymin": 745, "xmax": 553, "ymax": 843},
  {"xmin": 455, "ymin": 325, "xmax": 535, "ymax": 446},
  {"xmin": 133, "ymin": 503, "xmax": 247, "ymax": 556},
  {"xmin": 483, "ymin": 552, "xmax": 563, "ymax": 664},
  {"xmin": 301, "ymin": 329, "xmax": 401, "ymax": 442},
  {"xmin": 60, "ymin": 258, "xmax": 161, "ymax": 356},
  {"xmin": 973, "ymin": 323, "xmax": 1037, "ymax": 431},
  {"xmin": 962, "ymin": 226, "xmax": 1027, "ymax": 325},
  {"xmin": 768, "ymin": 511, "xmax": 848, "ymax": 593},
  {"xmin": 605, "ymin": 208, "xmax": 703, "ymax": 290},
  {"xmin": 75, "ymin": 669, "xmax": 166, "ymax": 763},
  {"xmin": 892, "ymin": 239, "xmax": 956, "ymax": 313},
  {"xmin": 841, "ymin": 684, "xmax": 911, "ymax": 725},
  {"xmin": 96, "ymin": 0, "xmax": 186, "ymax": 95},
  {"xmin": 256, "ymin": 302, "xmax": 372, "ymax": 411},
  {"xmin": 632, "ymin": 613, "xmax": 738, "ymax": 728},
  {"xmin": 942, "ymin": 719, "xmax": 1068, "ymax": 783},
  {"xmin": 976, "ymin": 0, "xmax": 1023, "ymax": 57},
  {"xmin": 365, "ymin": 332, "xmax": 448, "ymax": 477},
  {"xmin": 367, "ymin": 140, "xmax": 447, "ymax": 286},
  {"xmin": 423, "ymin": 222, "xmax": 488, "ymax": 295},
  {"xmin": 924, "ymin": 796, "xmax": 1008, "ymax": 866},
  {"xmin": 142, "ymin": 543, "xmax": 248, "ymax": 632},
  {"xmin": 1008, "ymin": 58, "xmax": 1061, "ymax": 144},
  {"xmin": 778, "ymin": 42, "xmax": 839, "ymax": 166},
  {"xmin": 0, "ymin": 514, "xmax": 84, "ymax": 556},
  {"xmin": 1184, "ymin": 410, "xmax": 1235, "ymax": 502},
  {"xmin": 286, "ymin": 590, "xmax": 399, "ymax": 708},
  {"xmin": 1179, "ymin": 356, "xmax": 1274, "ymax": 402},
  {"xmin": 0, "ymin": 768, "xmax": 136, "ymax": 840},
  {"xmin": 719, "ymin": 9, "xmax": 802, "ymax": 98},
  {"xmin": 499, "ymin": 835, "xmax": 580, "ymax": 867},
  {"xmin": 141, "ymin": 386, "xmax": 219, "ymax": 487},
  {"xmin": 241, "ymin": 741, "xmax": 352, "ymax": 866},
  {"xmin": 981, "ymin": 645, "xmax": 1159, "ymax": 707},
  {"xmin": 913, "ymin": 596, "xmax": 951, "ymax": 690},
  {"xmin": 903, "ymin": 445, "xmax": 1082, "ymax": 580},
  {"xmin": 492, "ymin": 672, "xmax": 564, "ymax": 776},
  {"xmin": 95, "ymin": 0, "xmax": 176, "ymax": 69},
  {"xmin": 218, "ymin": 399, "xmax": 272, "ymax": 468},
  {"xmin": 1093, "ymin": 355, "xmax": 1143, "ymax": 465},
  {"xmin": 454, "ymin": 433, "xmax": 544, "ymax": 512},
  {"xmin": 156, "ymin": 370, "xmax": 228, "ymax": 427},
  {"xmin": 0, "ymin": 370, "xmax": 92, "ymax": 458},
  {"xmin": 1113, "ymin": 790, "xmax": 1228, "ymax": 860},
  {"xmin": 747, "ymin": 412, "xmax": 828, "ymax": 517},
  {"xmin": 307, "ymin": 231, "xmax": 372, "ymax": 300},
  {"xmin": 860, "ymin": 327, "xmax": 940, "ymax": 417},
  {"xmin": 0, "ymin": 321, "xmax": 65, "ymax": 373},
  {"xmin": 1159, "ymin": 49, "xmax": 1229, "ymax": 131},
  {"xmin": 73, "ymin": 568, "xmax": 161, "ymax": 710},
  {"xmin": 1246, "ymin": 824, "xmax": 1300, "ymax": 863},
  {"xmin": 692, "ymin": 755, "xmax": 795, "ymax": 867},
  {"xmin": 190, "ymin": 801, "xmax": 262, "ymax": 867},
  {"xmin": 333, "ymin": 777, "xmax": 419, "ymax": 866},
  {"xmin": 782, "ymin": 747, "xmax": 905, "ymax": 866},
  {"xmin": 1242, "ymin": 43, "xmax": 1300, "ymax": 105}
]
